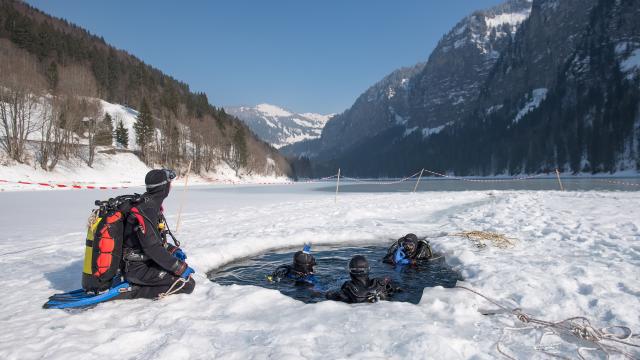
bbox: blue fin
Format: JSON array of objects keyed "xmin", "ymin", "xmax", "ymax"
[
  {"xmin": 302, "ymin": 243, "xmax": 311, "ymax": 254},
  {"xmin": 44, "ymin": 282, "xmax": 131, "ymax": 309},
  {"xmin": 48, "ymin": 288, "xmax": 93, "ymax": 301}
]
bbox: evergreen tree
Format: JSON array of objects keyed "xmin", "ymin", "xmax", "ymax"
[
  {"xmin": 230, "ymin": 127, "xmax": 248, "ymax": 176},
  {"xmin": 115, "ymin": 120, "xmax": 129, "ymax": 149},
  {"xmin": 46, "ymin": 61, "xmax": 58, "ymax": 90},
  {"xmin": 133, "ymin": 98, "xmax": 154, "ymax": 159},
  {"xmin": 95, "ymin": 113, "xmax": 114, "ymax": 146}
]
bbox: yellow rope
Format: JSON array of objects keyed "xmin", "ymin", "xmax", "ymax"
[{"xmin": 450, "ymin": 231, "xmax": 517, "ymax": 249}]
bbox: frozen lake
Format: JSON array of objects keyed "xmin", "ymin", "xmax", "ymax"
[{"xmin": 0, "ymin": 184, "xmax": 639, "ymax": 359}]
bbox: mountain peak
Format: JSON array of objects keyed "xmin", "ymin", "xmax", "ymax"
[
  {"xmin": 255, "ymin": 103, "xmax": 292, "ymax": 117},
  {"xmin": 228, "ymin": 104, "xmax": 333, "ymax": 148}
]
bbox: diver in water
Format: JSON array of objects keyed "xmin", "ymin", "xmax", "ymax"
[
  {"xmin": 383, "ymin": 233, "xmax": 433, "ymax": 266},
  {"xmin": 325, "ymin": 255, "xmax": 398, "ymax": 303},
  {"xmin": 268, "ymin": 245, "xmax": 318, "ymax": 286}
]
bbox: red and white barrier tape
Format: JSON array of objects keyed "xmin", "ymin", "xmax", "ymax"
[{"xmin": 0, "ymin": 179, "xmax": 130, "ymax": 190}]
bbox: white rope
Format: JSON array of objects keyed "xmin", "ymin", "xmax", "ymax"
[
  {"xmin": 341, "ymin": 170, "xmax": 423, "ymax": 185},
  {"xmin": 593, "ymin": 179, "xmax": 640, "ymax": 187},
  {"xmin": 297, "ymin": 174, "xmax": 340, "ymax": 184},
  {"xmin": 422, "ymin": 169, "xmax": 548, "ymax": 183},
  {"xmin": 157, "ymin": 276, "xmax": 190, "ymax": 299},
  {"xmin": 455, "ymin": 285, "xmax": 640, "ymax": 359}
]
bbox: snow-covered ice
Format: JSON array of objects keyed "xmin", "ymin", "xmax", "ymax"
[{"xmin": 0, "ymin": 185, "xmax": 639, "ymax": 359}]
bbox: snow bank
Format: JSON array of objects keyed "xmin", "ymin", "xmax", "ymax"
[
  {"xmin": 0, "ymin": 151, "xmax": 150, "ymax": 191},
  {"xmin": 0, "ymin": 187, "xmax": 638, "ymax": 359},
  {"xmin": 0, "ymin": 153, "xmax": 290, "ymax": 191}
]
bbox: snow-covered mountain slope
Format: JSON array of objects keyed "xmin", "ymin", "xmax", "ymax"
[
  {"xmin": 309, "ymin": 0, "xmax": 532, "ymax": 160},
  {"xmin": 99, "ymin": 100, "xmax": 140, "ymax": 149},
  {"xmin": 227, "ymin": 104, "xmax": 333, "ymax": 148}
]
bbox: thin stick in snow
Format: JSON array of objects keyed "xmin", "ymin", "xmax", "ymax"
[
  {"xmin": 555, "ymin": 168, "xmax": 564, "ymax": 191},
  {"xmin": 335, "ymin": 168, "xmax": 341, "ymax": 203},
  {"xmin": 413, "ymin": 168, "xmax": 424, "ymax": 193},
  {"xmin": 175, "ymin": 160, "xmax": 192, "ymax": 233}
]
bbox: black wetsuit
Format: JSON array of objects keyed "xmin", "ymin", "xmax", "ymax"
[
  {"xmin": 122, "ymin": 182, "xmax": 195, "ymax": 299},
  {"xmin": 382, "ymin": 238, "xmax": 433, "ymax": 265},
  {"xmin": 270, "ymin": 265, "xmax": 318, "ymax": 286},
  {"xmin": 325, "ymin": 274, "xmax": 397, "ymax": 303}
]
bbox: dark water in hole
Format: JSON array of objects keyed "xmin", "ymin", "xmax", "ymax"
[{"xmin": 208, "ymin": 245, "xmax": 462, "ymax": 304}]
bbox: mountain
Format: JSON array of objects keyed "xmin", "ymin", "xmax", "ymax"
[
  {"xmin": 407, "ymin": 0, "xmax": 533, "ymax": 130},
  {"xmin": 309, "ymin": 0, "xmax": 533, "ymax": 161},
  {"xmin": 226, "ymin": 104, "xmax": 333, "ymax": 148},
  {"xmin": 307, "ymin": 0, "xmax": 640, "ymax": 177},
  {"xmin": 0, "ymin": 0, "xmax": 292, "ymax": 178},
  {"xmin": 318, "ymin": 64, "xmax": 425, "ymax": 158}
]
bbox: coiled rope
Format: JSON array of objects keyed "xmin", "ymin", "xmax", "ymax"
[
  {"xmin": 157, "ymin": 276, "xmax": 190, "ymax": 299},
  {"xmin": 456, "ymin": 285, "xmax": 640, "ymax": 359}
]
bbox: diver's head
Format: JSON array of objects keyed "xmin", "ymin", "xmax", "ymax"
[
  {"xmin": 399, "ymin": 233, "xmax": 419, "ymax": 257},
  {"xmin": 145, "ymin": 168, "xmax": 176, "ymax": 199},
  {"xmin": 293, "ymin": 251, "xmax": 316, "ymax": 274},
  {"xmin": 348, "ymin": 255, "xmax": 370, "ymax": 279}
]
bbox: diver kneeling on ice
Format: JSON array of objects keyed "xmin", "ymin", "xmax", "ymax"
[
  {"xmin": 268, "ymin": 244, "xmax": 318, "ymax": 286},
  {"xmin": 122, "ymin": 169, "xmax": 196, "ymax": 299},
  {"xmin": 382, "ymin": 233, "xmax": 433, "ymax": 266},
  {"xmin": 44, "ymin": 169, "xmax": 195, "ymax": 309},
  {"xmin": 325, "ymin": 255, "xmax": 398, "ymax": 303}
]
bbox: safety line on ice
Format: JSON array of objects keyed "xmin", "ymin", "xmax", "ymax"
[
  {"xmin": 2, "ymin": 170, "xmax": 638, "ymax": 190},
  {"xmin": 0, "ymin": 179, "xmax": 130, "ymax": 190}
]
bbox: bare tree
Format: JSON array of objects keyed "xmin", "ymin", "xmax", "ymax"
[
  {"xmin": 0, "ymin": 87, "xmax": 40, "ymax": 162},
  {"xmin": 82, "ymin": 99, "xmax": 102, "ymax": 167},
  {"xmin": 38, "ymin": 98, "xmax": 55, "ymax": 170},
  {"xmin": 57, "ymin": 64, "xmax": 98, "ymax": 99},
  {"xmin": 0, "ymin": 40, "xmax": 46, "ymax": 163}
]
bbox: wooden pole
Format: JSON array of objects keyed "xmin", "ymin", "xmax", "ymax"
[
  {"xmin": 175, "ymin": 160, "xmax": 192, "ymax": 233},
  {"xmin": 413, "ymin": 168, "xmax": 424, "ymax": 193},
  {"xmin": 335, "ymin": 168, "xmax": 341, "ymax": 203},
  {"xmin": 555, "ymin": 168, "xmax": 564, "ymax": 191}
]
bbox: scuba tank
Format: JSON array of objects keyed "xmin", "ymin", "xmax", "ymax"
[{"xmin": 82, "ymin": 194, "xmax": 142, "ymax": 293}]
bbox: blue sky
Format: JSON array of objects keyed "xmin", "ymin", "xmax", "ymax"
[{"xmin": 26, "ymin": 0, "xmax": 504, "ymax": 114}]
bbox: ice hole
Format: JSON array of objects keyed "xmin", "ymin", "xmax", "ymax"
[{"xmin": 207, "ymin": 244, "xmax": 462, "ymax": 304}]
